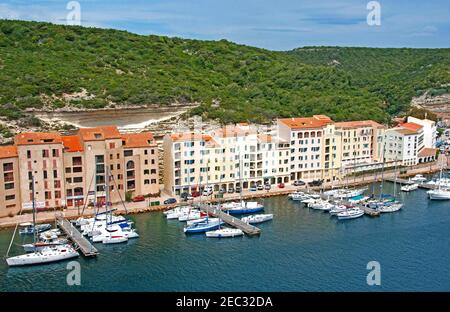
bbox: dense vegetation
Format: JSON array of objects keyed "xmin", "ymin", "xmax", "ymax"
[{"xmin": 0, "ymin": 20, "xmax": 449, "ymax": 124}]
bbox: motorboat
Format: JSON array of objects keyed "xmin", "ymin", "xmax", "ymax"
[
  {"xmin": 337, "ymin": 208, "xmax": 364, "ymax": 220},
  {"xmin": 178, "ymin": 210, "xmax": 206, "ymax": 222},
  {"xmin": 102, "ymin": 235, "xmax": 128, "ymax": 244},
  {"xmin": 241, "ymin": 214, "xmax": 273, "ymax": 224},
  {"xmin": 164, "ymin": 206, "xmax": 195, "ymax": 216},
  {"xmin": 91, "ymin": 224, "xmax": 138, "ymax": 243},
  {"xmin": 308, "ymin": 200, "xmax": 334, "ymax": 211},
  {"xmin": 221, "ymin": 201, "xmax": 264, "ymax": 215},
  {"xmin": 7, "ymin": 244, "xmax": 79, "ymax": 266},
  {"xmin": 411, "ymin": 174, "xmax": 427, "ymax": 183},
  {"xmin": 19, "ymin": 223, "xmax": 52, "ymax": 235},
  {"xmin": 348, "ymin": 195, "xmax": 370, "ymax": 204},
  {"xmin": 206, "ymin": 228, "xmax": 244, "ymax": 238},
  {"xmin": 329, "ymin": 205, "xmax": 350, "ymax": 216},
  {"xmin": 378, "ymin": 202, "xmax": 403, "ymax": 213},
  {"xmin": 427, "ymin": 188, "xmax": 450, "ymax": 200},
  {"xmin": 166, "ymin": 207, "xmax": 197, "ymax": 220},
  {"xmin": 324, "ymin": 188, "xmax": 366, "ymax": 199},
  {"xmin": 401, "ymin": 183, "xmax": 419, "ymax": 192}
]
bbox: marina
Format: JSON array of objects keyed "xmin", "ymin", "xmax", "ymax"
[
  {"xmin": 56, "ymin": 214, "xmax": 98, "ymax": 257},
  {"xmin": 198, "ymin": 205, "xmax": 261, "ymax": 236},
  {"xmin": 1, "ymin": 182, "xmax": 449, "ymax": 291}
]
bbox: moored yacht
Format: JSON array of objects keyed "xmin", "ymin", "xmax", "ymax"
[{"xmin": 205, "ymin": 228, "xmax": 244, "ymax": 238}]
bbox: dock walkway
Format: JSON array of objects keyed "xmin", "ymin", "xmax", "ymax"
[
  {"xmin": 56, "ymin": 214, "xmax": 98, "ymax": 257},
  {"xmin": 199, "ymin": 205, "xmax": 261, "ymax": 236},
  {"xmin": 384, "ymin": 177, "xmax": 436, "ymax": 190}
]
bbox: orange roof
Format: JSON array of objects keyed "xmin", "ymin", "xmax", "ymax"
[
  {"xmin": 394, "ymin": 128, "xmax": 417, "ymax": 136},
  {"xmin": 62, "ymin": 135, "xmax": 84, "ymax": 153},
  {"xmin": 78, "ymin": 126, "xmax": 121, "ymax": 141},
  {"xmin": 169, "ymin": 133, "xmax": 219, "ymax": 147},
  {"xmin": 257, "ymin": 134, "xmax": 273, "ymax": 143},
  {"xmin": 0, "ymin": 145, "xmax": 18, "ymax": 159},
  {"xmin": 122, "ymin": 132, "xmax": 156, "ymax": 148},
  {"xmin": 400, "ymin": 122, "xmax": 423, "ymax": 132},
  {"xmin": 418, "ymin": 148, "xmax": 437, "ymax": 158},
  {"xmin": 15, "ymin": 132, "xmax": 63, "ymax": 145},
  {"xmin": 335, "ymin": 120, "xmax": 384, "ymax": 129},
  {"xmin": 278, "ymin": 115, "xmax": 333, "ymax": 129}
]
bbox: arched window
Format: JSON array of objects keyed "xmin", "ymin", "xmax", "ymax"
[{"xmin": 126, "ymin": 160, "xmax": 135, "ymax": 170}]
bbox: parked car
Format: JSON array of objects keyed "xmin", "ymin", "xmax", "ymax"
[
  {"xmin": 164, "ymin": 198, "xmax": 177, "ymax": 205},
  {"xmin": 249, "ymin": 186, "xmax": 257, "ymax": 192},
  {"xmin": 228, "ymin": 187, "xmax": 235, "ymax": 194},
  {"xmin": 191, "ymin": 191, "xmax": 201, "ymax": 198},
  {"xmin": 202, "ymin": 189, "xmax": 213, "ymax": 196},
  {"xmin": 180, "ymin": 192, "xmax": 193, "ymax": 201},
  {"xmin": 131, "ymin": 195, "xmax": 145, "ymax": 202},
  {"xmin": 219, "ymin": 188, "xmax": 227, "ymax": 194},
  {"xmin": 235, "ymin": 186, "xmax": 242, "ymax": 193},
  {"xmin": 257, "ymin": 185, "xmax": 264, "ymax": 191},
  {"xmin": 264, "ymin": 184, "xmax": 271, "ymax": 191},
  {"xmin": 278, "ymin": 183, "xmax": 285, "ymax": 188},
  {"xmin": 293, "ymin": 180, "xmax": 306, "ymax": 186},
  {"xmin": 308, "ymin": 179, "xmax": 324, "ymax": 187}
]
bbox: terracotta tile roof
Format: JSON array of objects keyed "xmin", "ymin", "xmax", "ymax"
[
  {"xmin": 394, "ymin": 128, "xmax": 417, "ymax": 136},
  {"xmin": 169, "ymin": 133, "xmax": 219, "ymax": 147},
  {"xmin": 400, "ymin": 122, "xmax": 423, "ymax": 132},
  {"xmin": 15, "ymin": 132, "xmax": 63, "ymax": 145},
  {"xmin": 335, "ymin": 120, "xmax": 385, "ymax": 129},
  {"xmin": 418, "ymin": 148, "xmax": 437, "ymax": 158},
  {"xmin": 121, "ymin": 132, "xmax": 156, "ymax": 148},
  {"xmin": 0, "ymin": 145, "xmax": 18, "ymax": 159},
  {"xmin": 62, "ymin": 135, "xmax": 84, "ymax": 153},
  {"xmin": 257, "ymin": 134, "xmax": 273, "ymax": 143},
  {"xmin": 278, "ymin": 115, "xmax": 333, "ymax": 129},
  {"xmin": 78, "ymin": 126, "xmax": 121, "ymax": 141}
]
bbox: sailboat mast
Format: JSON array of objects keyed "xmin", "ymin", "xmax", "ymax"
[
  {"xmin": 379, "ymin": 143, "xmax": 386, "ymax": 201},
  {"xmin": 31, "ymin": 175, "xmax": 37, "ymax": 245}
]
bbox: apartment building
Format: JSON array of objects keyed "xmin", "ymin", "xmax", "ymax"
[
  {"xmin": 163, "ymin": 124, "xmax": 292, "ymax": 195},
  {"xmin": 0, "ymin": 126, "xmax": 159, "ymax": 216},
  {"xmin": 0, "ymin": 146, "xmax": 20, "ymax": 217},
  {"xmin": 277, "ymin": 115, "xmax": 336, "ymax": 182},
  {"xmin": 406, "ymin": 116, "xmax": 437, "ymax": 148},
  {"xmin": 383, "ymin": 122, "xmax": 425, "ymax": 166}
]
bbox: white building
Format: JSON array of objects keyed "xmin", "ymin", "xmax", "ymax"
[{"xmin": 406, "ymin": 116, "xmax": 437, "ymax": 148}]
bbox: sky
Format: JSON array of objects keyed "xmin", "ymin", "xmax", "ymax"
[{"xmin": 0, "ymin": 0, "xmax": 448, "ymax": 50}]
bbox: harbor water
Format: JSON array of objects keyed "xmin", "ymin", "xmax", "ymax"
[{"xmin": 0, "ymin": 182, "xmax": 449, "ymax": 291}]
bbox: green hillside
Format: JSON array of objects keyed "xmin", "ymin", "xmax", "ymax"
[{"xmin": 0, "ymin": 20, "xmax": 449, "ymax": 125}]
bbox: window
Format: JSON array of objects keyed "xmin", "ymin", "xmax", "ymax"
[
  {"xmin": 42, "ymin": 150, "xmax": 49, "ymax": 158},
  {"xmin": 124, "ymin": 150, "xmax": 133, "ymax": 157},
  {"xmin": 74, "ymin": 177, "xmax": 83, "ymax": 183},
  {"xmin": 109, "ymin": 142, "xmax": 116, "ymax": 149},
  {"xmin": 27, "ymin": 150, "xmax": 31, "ymax": 159},
  {"xmin": 144, "ymin": 150, "xmax": 148, "ymax": 155},
  {"xmin": 5, "ymin": 183, "xmax": 14, "ymax": 190},
  {"xmin": 151, "ymin": 169, "xmax": 157, "ymax": 174},
  {"xmin": 44, "ymin": 170, "xmax": 48, "ymax": 179},
  {"xmin": 52, "ymin": 149, "xmax": 59, "ymax": 157},
  {"xmin": 151, "ymin": 149, "xmax": 155, "ymax": 155},
  {"xmin": 73, "ymin": 167, "xmax": 82, "ymax": 173},
  {"xmin": 5, "ymin": 195, "xmax": 15, "ymax": 201},
  {"xmin": 3, "ymin": 163, "xmax": 13, "ymax": 171},
  {"xmin": 144, "ymin": 169, "xmax": 150, "ymax": 175},
  {"xmin": 55, "ymin": 191, "xmax": 61, "ymax": 199},
  {"xmin": 151, "ymin": 179, "xmax": 157, "ymax": 184},
  {"xmin": 53, "ymin": 170, "xmax": 58, "ymax": 179},
  {"xmin": 45, "ymin": 191, "xmax": 51, "ymax": 200},
  {"xmin": 54, "ymin": 180, "xmax": 61, "ymax": 188},
  {"xmin": 65, "ymin": 168, "xmax": 71, "ymax": 174},
  {"xmin": 72, "ymin": 157, "xmax": 82, "ymax": 166},
  {"xmin": 144, "ymin": 179, "xmax": 150, "ymax": 185}
]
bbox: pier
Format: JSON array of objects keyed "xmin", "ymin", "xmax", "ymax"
[
  {"xmin": 384, "ymin": 177, "xmax": 437, "ymax": 190},
  {"xmin": 56, "ymin": 214, "xmax": 99, "ymax": 257},
  {"xmin": 198, "ymin": 205, "xmax": 261, "ymax": 236}
]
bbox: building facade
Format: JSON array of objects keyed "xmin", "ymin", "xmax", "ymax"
[{"xmin": 0, "ymin": 126, "xmax": 159, "ymax": 216}]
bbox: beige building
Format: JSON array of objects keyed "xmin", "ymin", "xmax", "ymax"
[
  {"xmin": 277, "ymin": 115, "xmax": 339, "ymax": 182},
  {"xmin": 0, "ymin": 146, "xmax": 20, "ymax": 217},
  {"xmin": 0, "ymin": 126, "xmax": 159, "ymax": 216}
]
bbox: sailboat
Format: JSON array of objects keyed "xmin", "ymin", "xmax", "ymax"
[
  {"xmin": 6, "ymin": 176, "xmax": 79, "ymax": 267},
  {"xmin": 427, "ymin": 161, "xmax": 450, "ymax": 200},
  {"xmin": 221, "ymin": 153, "xmax": 264, "ymax": 215}
]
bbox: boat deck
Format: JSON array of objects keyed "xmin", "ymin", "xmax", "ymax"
[
  {"xmin": 199, "ymin": 205, "xmax": 261, "ymax": 236},
  {"xmin": 56, "ymin": 214, "xmax": 99, "ymax": 257}
]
